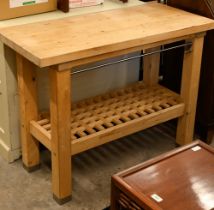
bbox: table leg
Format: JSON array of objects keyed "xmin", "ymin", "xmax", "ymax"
[
  {"xmin": 176, "ymin": 35, "xmax": 205, "ymax": 145},
  {"xmin": 49, "ymin": 68, "xmax": 72, "ymax": 204},
  {"xmin": 143, "ymin": 47, "xmax": 160, "ymax": 85},
  {"xmin": 16, "ymin": 54, "xmax": 40, "ymax": 171}
]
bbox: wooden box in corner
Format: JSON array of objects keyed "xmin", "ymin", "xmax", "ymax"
[
  {"xmin": 0, "ymin": 0, "xmax": 57, "ymax": 20},
  {"xmin": 111, "ymin": 140, "xmax": 214, "ymax": 210}
]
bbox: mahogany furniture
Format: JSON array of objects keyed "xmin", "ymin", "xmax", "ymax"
[
  {"xmin": 0, "ymin": 2, "xmax": 214, "ymax": 204},
  {"xmin": 111, "ymin": 140, "xmax": 214, "ymax": 210},
  {"xmin": 58, "ymin": 0, "xmax": 69, "ymax": 12},
  {"xmin": 160, "ymin": 0, "xmax": 214, "ymax": 143}
]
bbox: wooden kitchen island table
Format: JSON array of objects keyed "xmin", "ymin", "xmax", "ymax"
[{"xmin": 0, "ymin": 2, "xmax": 214, "ymax": 204}]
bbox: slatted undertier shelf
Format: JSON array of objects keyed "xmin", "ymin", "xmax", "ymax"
[{"xmin": 30, "ymin": 82, "xmax": 185, "ymax": 155}]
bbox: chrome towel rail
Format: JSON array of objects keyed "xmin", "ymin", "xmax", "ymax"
[{"xmin": 71, "ymin": 42, "xmax": 192, "ymax": 75}]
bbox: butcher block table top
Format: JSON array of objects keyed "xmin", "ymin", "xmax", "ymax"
[{"xmin": 1, "ymin": 2, "xmax": 214, "ymax": 68}]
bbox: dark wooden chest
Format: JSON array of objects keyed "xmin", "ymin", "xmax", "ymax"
[{"xmin": 111, "ymin": 141, "xmax": 214, "ymax": 210}]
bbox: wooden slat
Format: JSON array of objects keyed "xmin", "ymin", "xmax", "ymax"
[
  {"xmin": 176, "ymin": 35, "xmax": 205, "ymax": 145},
  {"xmin": 16, "ymin": 54, "xmax": 40, "ymax": 168},
  {"xmin": 30, "ymin": 102, "xmax": 184, "ymax": 155},
  {"xmin": 30, "ymin": 82, "xmax": 184, "ymax": 155},
  {"xmin": 0, "ymin": 2, "xmax": 214, "ymax": 67},
  {"xmin": 71, "ymin": 103, "xmax": 184, "ymax": 155}
]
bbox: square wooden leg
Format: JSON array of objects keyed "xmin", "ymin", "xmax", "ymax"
[
  {"xmin": 176, "ymin": 35, "xmax": 205, "ymax": 145},
  {"xmin": 49, "ymin": 68, "xmax": 72, "ymax": 204},
  {"xmin": 143, "ymin": 46, "xmax": 160, "ymax": 85},
  {"xmin": 16, "ymin": 54, "xmax": 40, "ymax": 170}
]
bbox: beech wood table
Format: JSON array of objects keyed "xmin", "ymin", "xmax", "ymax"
[
  {"xmin": 111, "ymin": 140, "xmax": 214, "ymax": 210},
  {"xmin": 1, "ymin": 2, "xmax": 214, "ymax": 204}
]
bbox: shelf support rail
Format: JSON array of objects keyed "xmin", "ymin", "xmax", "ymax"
[{"xmin": 71, "ymin": 42, "xmax": 192, "ymax": 75}]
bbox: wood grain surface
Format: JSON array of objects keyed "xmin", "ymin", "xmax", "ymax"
[
  {"xmin": 112, "ymin": 141, "xmax": 214, "ymax": 210},
  {"xmin": 29, "ymin": 82, "xmax": 185, "ymax": 155},
  {"xmin": 0, "ymin": 2, "xmax": 214, "ymax": 67}
]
